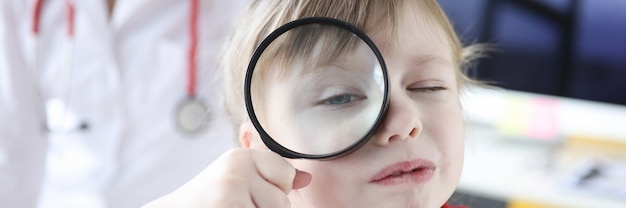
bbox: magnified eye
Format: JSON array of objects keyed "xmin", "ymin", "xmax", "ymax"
[
  {"xmin": 319, "ymin": 94, "xmax": 365, "ymax": 106},
  {"xmin": 328, "ymin": 94, "xmax": 354, "ymax": 105}
]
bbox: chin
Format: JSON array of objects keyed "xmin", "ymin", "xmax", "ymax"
[
  {"xmin": 356, "ymin": 200, "xmax": 436, "ymax": 208},
  {"xmin": 354, "ymin": 190, "xmax": 444, "ymax": 208},
  {"xmin": 291, "ymin": 189, "xmax": 447, "ymax": 208}
]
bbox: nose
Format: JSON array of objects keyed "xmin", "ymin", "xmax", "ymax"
[{"xmin": 372, "ymin": 94, "xmax": 422, "ymax": 146}]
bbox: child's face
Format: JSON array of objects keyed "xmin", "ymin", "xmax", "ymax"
[{"xmin": 245, "ymin": 5, "xmax": 464, "ymax": 208}]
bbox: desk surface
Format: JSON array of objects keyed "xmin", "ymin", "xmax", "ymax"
[
  {"xmin": 458, "ymin": 88, "xmax": 626, "ymax": 208},
  {"xmin": 459, "ymin": 124, "xmax": 626, "ymax": 208}
]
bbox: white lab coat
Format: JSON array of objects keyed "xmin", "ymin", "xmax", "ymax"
[{"xmin": 0, "ymin": 0, "xmax": 248, "ymax": 207}]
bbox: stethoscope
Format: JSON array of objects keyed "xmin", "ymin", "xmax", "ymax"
[{"xmin": 30, "ymin": 0, "xmax": 210, "ymax": 135}]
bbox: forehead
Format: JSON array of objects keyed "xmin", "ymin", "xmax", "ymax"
[{"xmin": 257, "ymin": 23, "xmax": 375, "ymax": 80}]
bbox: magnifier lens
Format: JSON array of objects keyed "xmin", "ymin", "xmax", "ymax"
[{"xmin": 247, "ymin": 18, "xmax": 387, "ymax": 158}]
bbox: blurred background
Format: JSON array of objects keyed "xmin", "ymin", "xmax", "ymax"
[
  {"xmin": 437, "ymin": 0, "xmax": 626, "ymax": 207},
  {"xmin": 441, "ymin": 0, "xmax": 626, "ymax": 105}
]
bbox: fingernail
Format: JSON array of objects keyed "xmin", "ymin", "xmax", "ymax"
[{"xmin": 292, "ymin": 169, "xmax": 312, "ymax": 189}]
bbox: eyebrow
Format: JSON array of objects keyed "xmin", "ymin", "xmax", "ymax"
[
  {"xmin": 403, "ymin": 54, "xmax": 458, "ymax": 84},
  {"xmin": 410, "ymin": 55, "xmax": 453, "ymax": 70}
]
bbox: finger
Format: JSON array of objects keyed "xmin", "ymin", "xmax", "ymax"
[
  {"xmin": 249, "ymin": 149, "xmax": 297, "ymax": 194},
  {"xmin": 292, "ymin": 169, "xmax": 312, "ymax": 189},
  {"xmin": 250, "ymin": 175, "xmax": 291, "ymax": 208}
]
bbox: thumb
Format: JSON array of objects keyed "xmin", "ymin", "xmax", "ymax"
[{"xmin": 292, "ymin": 169, "xmax": 312, "ymax": 189}]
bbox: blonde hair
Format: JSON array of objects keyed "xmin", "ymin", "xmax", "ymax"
[{"xmin": 221, "ymin": 0, "xmax": 483, "ymax": 137}]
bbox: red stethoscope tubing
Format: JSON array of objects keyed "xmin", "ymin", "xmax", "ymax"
[
  {"xmin": 32, "ymin": 0, "xmax": 75, "ymax": 37},
  {"xmin": 32, "ymin": 0, "xmax": 199, "ymax": 98},
  {"xmin": 188, "ymin": 0, "xmax": 199, "ymax": 97},
  {"xmin": 30, "ymin": 0, "xmax": 76, "ymax": 131}
]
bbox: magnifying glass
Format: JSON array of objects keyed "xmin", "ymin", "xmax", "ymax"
[{"xmin": 244, "ymin": 17, "xmax": 389, "ymax": 160}]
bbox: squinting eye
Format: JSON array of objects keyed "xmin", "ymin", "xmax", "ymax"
[{"xmin": 409, "ymin": 86, "xmax": 446, "ymax": 92}]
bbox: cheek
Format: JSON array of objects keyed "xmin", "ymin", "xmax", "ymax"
[
  {"xmin": 431, "ymin": 100, "xmax": 464, "ymax": 161},
  {"xmin": 427, "ymin": 100, "xmax": 465, "ymax": 195},
  {"xmin": 439, "ymin": 104, "xmax": 464, "ymax": 159},
  {"xmin": 440, "ymin": 117, "xmax": 464, "ymax": 180},
  {"xmin": 424, "ymin": 92, "xmax": 464, "ymax": 156}
]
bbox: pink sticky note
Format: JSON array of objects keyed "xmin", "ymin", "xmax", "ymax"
[{"xmin": 527, "ymin": 97, "xmax": 560, "ymax": 140}]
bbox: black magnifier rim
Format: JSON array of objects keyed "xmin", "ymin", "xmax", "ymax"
[{"xmin": 244, "ymin": 17, "xmax": 389, "ymax": 160}]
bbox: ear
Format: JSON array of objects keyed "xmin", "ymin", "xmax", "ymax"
[{"xmin": 238, "ymin": 121, "xmax": 262, "ymax": 148}]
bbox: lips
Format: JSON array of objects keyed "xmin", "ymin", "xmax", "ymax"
[{"xmin": 370, "ymin": 159, "xmax": 436, "ymax": 185}]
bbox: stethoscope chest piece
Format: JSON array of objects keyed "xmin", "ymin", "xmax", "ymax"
[{"xmin": 175, "ymin": 97, "xmax": 210, "ymax": 135}]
